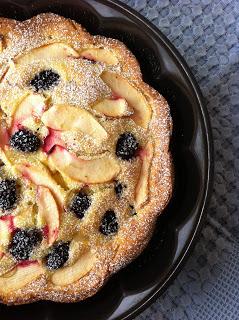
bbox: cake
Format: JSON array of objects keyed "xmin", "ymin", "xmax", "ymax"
[{"xmin": 0, "ymin": 13, "xmax": 173, "ymax": 304}]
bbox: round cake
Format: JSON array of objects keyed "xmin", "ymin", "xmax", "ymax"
[{"xmin": 0, "ymin": 13, "xmax": 173, "ymax": 304}]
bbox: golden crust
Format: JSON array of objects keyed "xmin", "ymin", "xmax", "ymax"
[{"xmin": 0, "ymin": 13, "xmax": 173, "ymax": 304}]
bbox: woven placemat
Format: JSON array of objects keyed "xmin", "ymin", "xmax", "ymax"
[{"xmin": 120, "ymin": 0, "xmax": 239, "ymax": 319}]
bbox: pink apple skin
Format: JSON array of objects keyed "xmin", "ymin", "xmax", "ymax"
[
  {"xmin": 42, "ymin": 225, "xmax": 48, "ymax": 239},
  {"xmin": 18, "ymin": 163, "xmax": 31, "ymax": 182},
  {"xmin": 0, "ymin": 215, "xmax": 15, "ymax": 233},
  {"xmin": 0, "ymin": 252, "xmax": 4, "ymax": 260},
  {"xmin": 17, "ymin": 260, "xmax": 39, "ymax": 268},
  {"xmin": 42, "ymin": 225, "xmax": 58, "ymax": 244},
  {"xmin": 10, "ymin": 122, "xmax": 24, "ymax": 135},
  {"xmin": 81, "ymin": 53, "xmax": 96, "ymax": 62},
  {"xmin": 137, "ymin": 147, "xmax": 149, "ymax": 159},
  {"xmin": 0, "ymin": 127, "xmax": 9, "ymax": 148},
  {"xmin": 111, "ymin": 92, "xmax": 122, "ymax": 100},
  {"xmin": 42, "ymin": 128, "xmax": 65, "ymax": 154}
]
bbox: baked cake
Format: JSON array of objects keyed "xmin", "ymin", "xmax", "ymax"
[{"xmin": 0, "ymin": 13, "xmax": 172, "ymax": 304}]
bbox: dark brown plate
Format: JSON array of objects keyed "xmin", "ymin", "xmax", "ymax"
[{"xmin": 0, "ymin": 0, "xmax": 213, "ymax": 319}]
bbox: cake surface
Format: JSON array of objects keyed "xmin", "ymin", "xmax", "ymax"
[{"xmin": 0, "ymin": 13, "xmax": 172, "ymax": 304}]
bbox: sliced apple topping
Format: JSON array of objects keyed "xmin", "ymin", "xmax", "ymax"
[
  {"xmin": 51, "ymin": 250, "xmax": 96, "ymax": 286},
  {"xmin": 42, "ymin": 128, "xmax": 65, "ymax": 154},
  {"xmin": 11, "ymin": 93, "xmax": 46, "ymax": 133},
  {"xmin": 0, "ymin": 110, "xmax": 9, "ymax": 148},
  {"xmin": 80, "ymin": 48, "xmax": 118, "ymax": 65},
  {"xmin": 49, "ymin": 146, "xmax": 120, "ymax": 184},
  {"xmin": 0, "ymin": 147, "xmax": 12, "ymax": 168},
  {"xmin": 135, "ymin": 141, "xmax": 154, "ymax": 209},
  {"xmin": 42, "ymin": 104, "xmax": 108, "ymax": 142},
  {"xmin": 0, "ymin": 249, "xmax": 4, "ymax": 261},
  {"xmin": 101, "ymin": 72, "xmax": 152, "ymax": 129},
  {"xmin": 0, "ymin": 261, "xmax": 44, "ymax": 294},
  {"xmin": 15, "ymin": 42, "xmax": 79, "ymax": 66},
  {"xmin": 0, "ymin": 126, "xmax": 9, "ymax": 148},
  {"xmin": 0, "ymin": 216, "xmax": 13, "ymax": 245},
  {"xmin": 14, "ymin": 163, "xmax": 65, "ymax": 207},
  {"xmin": 37, "ymin": 186, "xmax": 59, "ymax": 246},
  {"xmin": 0, "ymin": 254, "xmax": 16, "ymax": 277},
  {"xmin": 92, "ymin": 98, "xmax": 132, "ymax": 117}
]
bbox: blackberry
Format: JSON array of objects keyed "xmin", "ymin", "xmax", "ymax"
[
  {"xmin": 99, "ymin": 210, "xmax": 118, "ymax": 236},
  {"xmin": 9, "ymin": 229, "xmax": 42, "ymax": 261},
  {"xmin": 0, "ymin": 179, "xmax": 17, "ymax": 211},
  {"xmin": 30, "ymin": 69, "xmax": 60, "ymax": 92},
  {"xmin": 116, "ymin": 132, "xmax": 139, "ymax": 160},
  {"xmin": 69, "ymin": 192, "xmax": 91, "ymax": 219},
  {"xmin": 114, "ymin": 181, "xmax": 126, "ymax": 199},
  {"xmin": 10, "ymin": 129, "xmax": 41, "ymax": 152},
  {"xmin": 45, "ymin": 242, "xmax": 70, "ymax": 270},
  {"xmin": 129, "ymin": 205, "xmax": 137, "ymax": 216}
]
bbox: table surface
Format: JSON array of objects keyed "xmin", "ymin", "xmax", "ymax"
[{"xmin": 119, "ymin": 0, "xmax": 239, "ymax": 319}]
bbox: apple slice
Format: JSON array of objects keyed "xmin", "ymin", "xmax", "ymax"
[
  {"xmin": 37, "ymin": 186, "xmax": 59, "ymax": 246},
  {"xmin": 0, "ymin": 147, "xmax": 12, "ymax": 168},
  {"xmin": 80, "ymin": 48, "xmax": 118, "ymax": 65},
  {"xmin": 0, "ymin": 261, "xmax": 44, "ymax": 294},
  {"xmin": 0, "ymin": 217, "xmax": 13, "ymax": 245},
  {"xmin": 49, "ymin": 146, "xmax": 120, "ymax": 183},
  {"xmin": 41, "ymin": 104, "xmax": 107, "ymax": 142},
  {"xmin": 51, "ymin": 250, "xmax": 96, "ymax": 286},
  {"xmin": 15, "ymin": 42, "xmax": 79, "ymax": 65},
  {"xmin": 11, "ymin": 94, "xmax": 46, "ymax": 133},
  {"xmin": 0, "ymin": 254, "xmax": 16, "ymax": 277},
  {"xmin": 135, "ymin": 141, "xmax": 154, "ymax": 209},
  {"xmin": 42, "ymin": 128, "xmax": 65, "ymax": 153},
  {"xmin": 101, "ymin": 72, "xmax": 152, "ymax": 129},
  {"xmin": 14, "ymin": 207, "xmax": 35, "ymax": 228},
  {"xmin": 14, "ymin": 163, "xmax": 65, "ymax": 207},
  {"xmin": 92, "ymin": 98, "xmax": 132, "ymax": 117},
  {"xmin": 0, "ymin": 108, "xmax": 9, "ymax": 148},
  {"xmin": 0, "ymin": 126, "xmax": 9, "ymax": 148}
]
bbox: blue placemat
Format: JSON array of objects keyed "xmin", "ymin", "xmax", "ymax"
[{"xmin": 120, "ymin": 0, "xmax": 239, "ymax": 319}]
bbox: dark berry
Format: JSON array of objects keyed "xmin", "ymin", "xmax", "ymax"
[
  {"xmin": 0, "ymin": 179, "xmax": 17, "ymax": 211},
  {"xmin": 9, "ymin": 229, "xmax": 42, "ymax": 261},
  {"xmin": 114, "ymin": 181, "xmax": 126, "ymax": 199},
  {"xmin": 10, "ymin": 129, "xmax": 41, "ymax": 152},
  {"xmin": 99, "ymin": 210, "xmax": 118, "ymax": 236},
  {"xmin": 69, "ymin": 192, "xmax": 91, "ymax": 219},
  {"xmin": 82, "ymin": 57, "xmax": 97, "ymax": 64},
  {"xmin": 116, "ymin": 132, "xmax": 139, "ymax": 160},
  {"xmin": 129, "ymin": 205, "xmax": 137, "ymax": 216},
  {"xmin": 30, "ymin": 69, "xmax": 60, "ymax": 92},
  {"xmin": 45, "ymin": 242, "xmax": 70, "ymax": 270}
]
